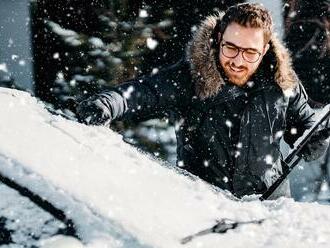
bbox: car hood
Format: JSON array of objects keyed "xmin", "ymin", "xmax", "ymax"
[{"xmin": 0, "ymin": 88, "xmax": 330, "ymax": 247}]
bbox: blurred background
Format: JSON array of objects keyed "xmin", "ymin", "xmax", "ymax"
[{"xmin": 0, "ymin": 0, "xmax": 329, "ymax": 202}]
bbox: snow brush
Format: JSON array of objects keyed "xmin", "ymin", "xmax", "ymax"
[{"xmin": 260, "ymin": 105, "xmax": 330, "ymax": 201}]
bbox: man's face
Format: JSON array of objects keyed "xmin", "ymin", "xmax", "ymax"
[{"xmin": 219, "ymin": 22, "xmax": 269, "ymax": 87}]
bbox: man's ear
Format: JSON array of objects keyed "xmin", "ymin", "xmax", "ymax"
[{"xmin": 263, "ymin": 43, "xmax": 270, "ymax": 55}]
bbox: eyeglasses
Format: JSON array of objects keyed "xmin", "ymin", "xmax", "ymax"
[{"xmin": 220, "ymin": 40, "xmax": 262, "ymax": 63}]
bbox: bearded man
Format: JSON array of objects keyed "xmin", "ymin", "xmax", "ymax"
[{"xmin": 77, "ymin": 3, "xmax": 330, "ymax": 199}]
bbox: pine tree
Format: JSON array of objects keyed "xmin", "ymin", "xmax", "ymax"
[{"xmin": 32, "ymin": 0, "xmax": 177, "ymax": 161}]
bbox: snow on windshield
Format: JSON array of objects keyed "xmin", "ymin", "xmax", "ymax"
[{"xmin": 0, "ymin": 88, "xmax": 330, "ymax": 247}]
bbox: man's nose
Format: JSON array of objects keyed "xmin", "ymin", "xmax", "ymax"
[{"xmin": 232, "ymin": 51, "xmax": 244, "ymax": 66}]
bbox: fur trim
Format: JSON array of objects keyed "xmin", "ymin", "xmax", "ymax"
[
  {"xmin": 186, "ymin": 12, "xmax": 298, "ymax": 100},
  {"xmin": 270, "ymin": 34, "xmax": 299, "ymax": 91}
]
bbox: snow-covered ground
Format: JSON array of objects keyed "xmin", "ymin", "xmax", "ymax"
[{"xmin": 1, "ymin": 88, "xmax": 330, "ymax": 248}]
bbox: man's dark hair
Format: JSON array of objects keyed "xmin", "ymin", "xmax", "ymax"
[{"xmin": 219, "ymin": 3, "xmax": 273, "ymax": 44}]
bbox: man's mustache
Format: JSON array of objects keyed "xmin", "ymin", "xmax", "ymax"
[{"xmin": 228, "ymin": 63, "xmax": 247, "ymax": 71}]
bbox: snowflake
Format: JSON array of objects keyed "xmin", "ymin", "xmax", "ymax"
[
  {"xmin": 234, "ymin": 151, "xmax": 241, "ymax": 158},
  {"xmin": 152, "ymin": 68, "xmax": 159, "ymax": 75},
  {"xmin": 264, "ymin": 155, "xmax": 273, "ymax": 165},
  {"xmin": 174, "ymin": 118, "xmax": 184, "ymax": 132},
  {"xmin": 8, "ymin": 38, "xmax": 13, "ymax": 48},
  {"xmin": 123, "ymin": 86, "xmax": 134, "ymax": 99},
  {"xmin": 191, "ymin": 25, "xmax": 197, "ymax": 32},
  {"xmin": 69, "ymin": 80, "xmax": 76, "ymax": 87},
  {"xmin": 56, "ymin": 72, "xmax": 64, "ymax": 80},
  {"xmin": 19, "ymin": 60, "xmax": 26, "ymax": 66},
  {"xmin": 139, "ymin": 9, "xmax": 148, "ymax": 18},
  {"xmin": 288, "ymin": 11, "xmax": 297, "ymax": 18},
  {"xmin": 225, "ymin": 120, "xmax": 232, "ymax": 128},
  {"xmin": 290, "ymin": 128, "xmax": 297, "ymax": 135},
  {"xmin": 11, "ymin": 54, "xmax": 19, "ymax": 61},
  {"xmin": 146, "ymin": 38, "xmax": 158, "ymax": 50},
  {"xmin": 0, "ymin": 63, "xmax": 8, "ymax": 73},
  {"xmin": 247, "ymin": 81, "xmax": 254, "ymax": 88},
  {"xmin": 178, "ymin": 161, "xmax": 184, "ymax": 167}
]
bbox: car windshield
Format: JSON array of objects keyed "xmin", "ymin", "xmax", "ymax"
[{"xmin": 0, "ymin": 182, "xmax": 66, "ymax": 247}]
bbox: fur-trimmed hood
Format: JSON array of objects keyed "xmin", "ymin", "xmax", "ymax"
[{"xmin": 186, "ymin": 12, "xmax": 298, "ymax": 100}]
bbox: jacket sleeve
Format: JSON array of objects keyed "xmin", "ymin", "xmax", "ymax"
[
  {"xmin": 284, "ymin": 83, "xmax": 330, "ymax": 161},
  {"xmin": 94, "ymin": 59, "xmax": 194, "ymax": 123}
]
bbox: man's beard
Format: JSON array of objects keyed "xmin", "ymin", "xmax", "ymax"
[{"xmin": 222, "ymin": 62, "xmax": 252, "ymax": 87}]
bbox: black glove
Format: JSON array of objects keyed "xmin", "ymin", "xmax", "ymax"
[
  {"xmin": 301, "ymin": 127, "xmax": 330, "ymax": 161},
  {"xmin": 76, "ymin": 95, "xmax": 113, "ymax": 127}
]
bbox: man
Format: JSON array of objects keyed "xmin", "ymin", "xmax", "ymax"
[{"xmin": 77, "ymin": 3, "xmax": 329, "ymax": 199}]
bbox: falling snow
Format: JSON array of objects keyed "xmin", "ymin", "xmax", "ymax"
[
  {"xmin": 139, "ymin": 9, "xmax": 148, "ymax": 18},
  {"xmin": 290, "ymin": 128, "xmax": 298, "ymax": 135},
  {"xmin": 53, "ymin": 53, "xmax": 60, "ymax": 59},
  {"xmin": 146, "ymin": 37, "xmax": 158, "ymax": 50},
  {"xmin": 264, "ymin": 154, "xmax": 273, "ymax": 165},
  {"xmin": 123, "ymin": 85, "xmax": 135, "ymax": 99},
  {"xmin": 225, "ymin": 120, "xmax": 233, "ymax": 128},
  {"xmin": 0, "ymin": 63, "xmax": 8, "ymax": 72}
]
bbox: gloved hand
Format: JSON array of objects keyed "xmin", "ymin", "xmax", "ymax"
[
  {"xmin": 301, "ymin": 127, "xmax": 330, "ymax": 161},
  {"xmin": 301, "ymin": 104, "xmax": 330, "ymax": 161},
  {"xmin": 76, "ymin": 95, "xmax": 112, "ymax": 127}
]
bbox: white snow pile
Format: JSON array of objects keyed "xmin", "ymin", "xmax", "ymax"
[{"xmin": 0, "ymin": 88, "xmax": 330, "ymax": 248}]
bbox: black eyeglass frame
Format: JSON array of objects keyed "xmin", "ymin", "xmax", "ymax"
[{"xmin": 220, "ymin": 40, "xmax": 263, "ymax": 63}]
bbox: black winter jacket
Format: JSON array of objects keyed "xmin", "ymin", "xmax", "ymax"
[{"xmin": 79, "ymin": 13, "xmax": 329, "ymax": 198}]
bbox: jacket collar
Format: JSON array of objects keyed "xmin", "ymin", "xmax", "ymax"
[{"xmin": 186, "ymin": 12, "xmax": 298, "ymax": 100}]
